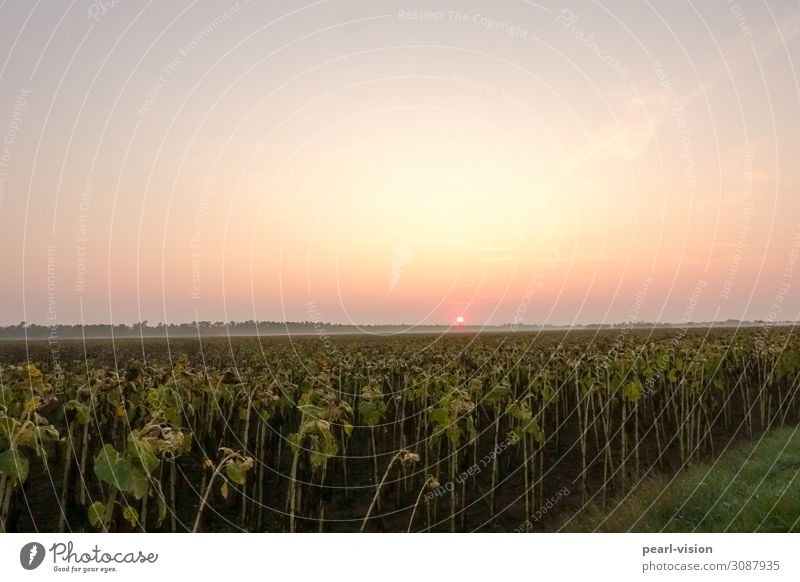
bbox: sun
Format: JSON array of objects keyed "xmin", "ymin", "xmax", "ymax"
[{"xmin": 456, "ymin": 315, "xmax": 465, "ymax": 325}]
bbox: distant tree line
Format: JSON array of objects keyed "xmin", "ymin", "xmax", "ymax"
[
  {"xmin": 0, "ymin": 319, "xmax": 789, "ymax": 340},
  {"xmin": 0, "ymin": 320, "xmax": 496, "ymax": 340}
]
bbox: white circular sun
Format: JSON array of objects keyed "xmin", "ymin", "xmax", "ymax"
[{"xmin": 456, "ymin": 316, "xmax": 464, "ymax": 324}]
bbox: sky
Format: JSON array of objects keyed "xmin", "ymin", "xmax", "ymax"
[{"xmin": 1, "ymin": 0, "xmax": 799, "ymax": 327}]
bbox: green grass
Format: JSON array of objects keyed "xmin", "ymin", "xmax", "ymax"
[{"xmin": 562, "ymin": 426, "xmax": 800, "ymax": 532}]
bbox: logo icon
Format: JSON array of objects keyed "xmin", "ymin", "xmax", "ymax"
[{"xmin": 20, "ymin": 542, "xmax": 46, "ymax": 570}]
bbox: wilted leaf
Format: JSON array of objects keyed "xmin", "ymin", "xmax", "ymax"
[
  {"xmin": 309, "ymin": 449, "xmax": 328, "ymax": 469},
  {"xmin": 24, "ymin": 364, "xmax": 42, "ymax": 378},
  {"xmin": 24, "ymin": 398, "xmax": 41, "ymax": 415},
  {"xmin": 287, "ymin": 433, "xmax": 301, "ymax": 454},
  {"xmin": 122, "ymin": 505, "xmax": 139, "ymax": 528}
]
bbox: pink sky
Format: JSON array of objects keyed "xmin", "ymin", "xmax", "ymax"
[{"xmin": 1, "ymin": 1, "xmax": 799, "ymax": 326}]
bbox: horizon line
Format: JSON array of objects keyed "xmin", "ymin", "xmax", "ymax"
[{"xmin": 1, "ymin": 319, "xmax": 797, "ymax": 329}]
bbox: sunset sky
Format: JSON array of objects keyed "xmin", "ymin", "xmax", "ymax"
[{"xmin": 1, "ymin": 1, "xmax": 799, "ymax": 327}]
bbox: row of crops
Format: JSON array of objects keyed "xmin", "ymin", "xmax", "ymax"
[{"xmin": 0, "ymin": 327, "xmax": 798, "ymax": 532}]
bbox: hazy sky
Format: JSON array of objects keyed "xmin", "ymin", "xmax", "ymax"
[{"xmin": 1, "ymin": 0, "xmax": 799, "ymax": 326}]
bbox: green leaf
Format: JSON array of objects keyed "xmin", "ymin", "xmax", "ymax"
[
  {"xmin": 298, "ymin": 404, "xmax": 326, "ymax": 420},
  {"xmin": 93, "ymin": 444, "xmax": 121, "ymax": 483},
  {"xmin": 73, "ymin": 402, "xmax": 90, "ymax": 425},
  {"xmin": 525, "ymin": 420, "xmax": 545, "ymax": 443},
  {"xmin": 358, "ymin": 387, "xmax": 386, "ymax": 427},
  {"xmin": 127, "ymin": 432, "xmax": 159, "ymax": 474},
  {"xmin": 0, "ymin": 449, "xmax": 29, "ymax": 484},
  {"xmin": 506, "ymin": 401, "xmax": 532, "ymax": 422},
  {"xmin": 446, "ymin": 425, "xmax": 462, "ymax": 446},
  {"xmin": 287, "ymin": 433, "xmax": 301, "ymax": 454},
  {"xmin": 152, "ymin": 480, "xmax": 167, "ymax": 526},
  {"xmin": 320, "ymin": 433, "xmax": 338, "ymax": 456},
  {"xmin": 485, "ymin": 382, "xmax": 510, "ymax": 406},
  {"xmin": 305, "ymin": 360, "xmax": 320, "ymax": 376},
  {"xmin": 88, "ymin": 501, "xmax": 105, "ymax": 529},
  {"xmin": 623, "ymin": 380, "xmax": 643, "ymax": 402},
  {"xmin": 429, "ymin": 426, "xmax": 445, "ymax": 445},
  {"xmin": 429, "ymin": 407, "xmax": 449, "ymax": 428},
  {"xmin": 225, "ymin": 461, "xmax": 246, "ymax": 485},
  {"xmin": 93, "ymin": 445, "xmax": 149, "ymax": 499},
  {"xmin": 359, "ymin": 401, "xmax": 384, "ymax": 426},
  {"xmin": 542, "ymin": 385, "xmax": 557, "ymax": 403}
]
